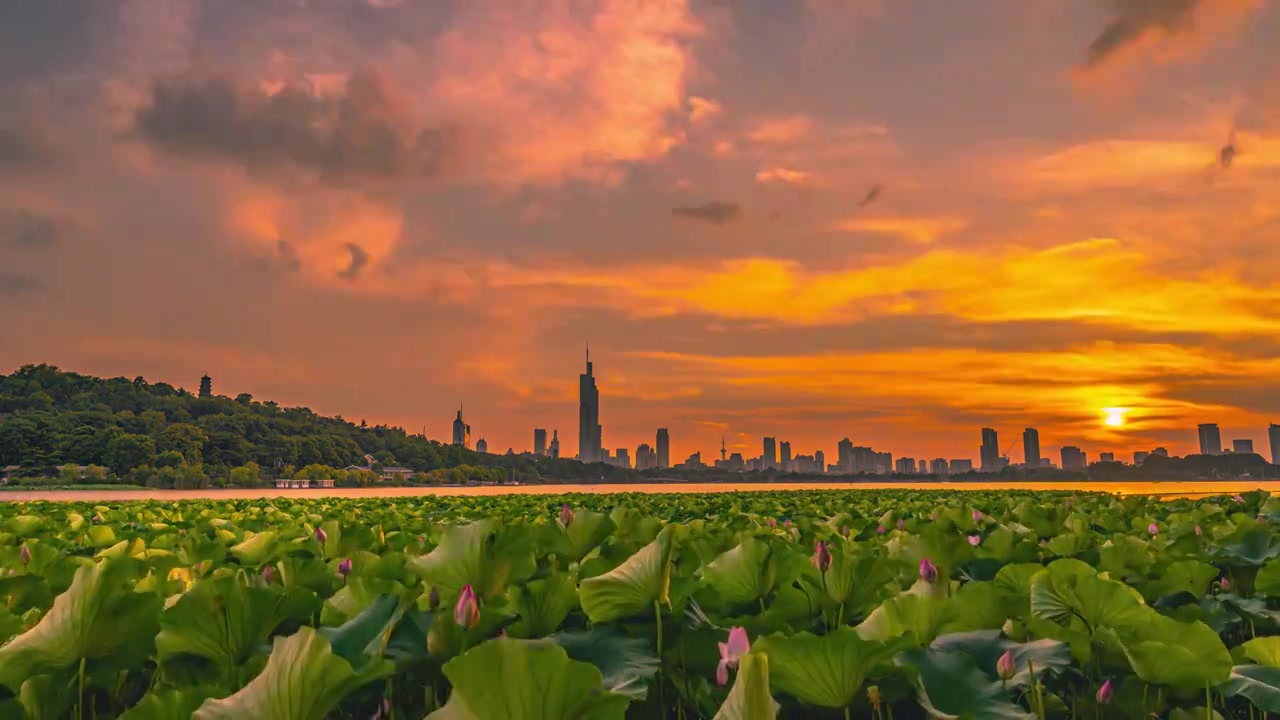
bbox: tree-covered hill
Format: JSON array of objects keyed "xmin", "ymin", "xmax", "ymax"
[{"xmin": 0, "ymin": 364, "xmax": 639, "ymax": 487}]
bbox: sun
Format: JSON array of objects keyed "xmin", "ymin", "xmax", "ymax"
[{"xmin": 1102, "ymin": 407, "xmax": 1128, "ymax": 428}]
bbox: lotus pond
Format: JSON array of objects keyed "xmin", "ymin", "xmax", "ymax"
[{"xmin": 2, "ymin": 490, "xmax": 1280, "ymax": 719}]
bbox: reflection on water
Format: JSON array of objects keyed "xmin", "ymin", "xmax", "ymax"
[{"xmin": 2, "ymin": 480, "xmax": 1276, "ymax": 502}]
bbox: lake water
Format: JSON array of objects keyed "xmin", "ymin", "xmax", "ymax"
[{"xmin": 2, "ymin": 480, "xmax": 1276, "ymax": 502}]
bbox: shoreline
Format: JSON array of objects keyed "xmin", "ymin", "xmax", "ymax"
[{"xmin": 0, "ymin": 479, "xmax": 1274, "ymax": 502}]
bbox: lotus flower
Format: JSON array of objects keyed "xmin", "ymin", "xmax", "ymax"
[
  {"xmin": 1220, "ymin": 576, "xmax": 1232, "ymax": 591},
  {"xmin": 261, "ymin": 565, "xmax": 274, "ymax": 583},
  {"xmin": 1147, "ymin": 523, "xmax": 1158, "ymax": 536},
  {"xmin": 996, "ymin": 649, "xmax": 1016, "ymax": 680},
  {"xmin": 1096, "ymin": 679, "xmax": 1113, "ymax": 705},
  {"xmin": 428, "ymin": 586, "xmax": 441, "ymax": 610},
  {"xmin": 896, "ymin": 519, "xmax": 905, "ymax": 530},
  {"xmin": 314, "ymin": 526, "xmax": 328, "ymax": 544},
  {"xmin": 877, "ymin": 525, "xmax": 886, "ymax": 535},
  {"xmin": 19, "ymin": 545, "xmax": 30, "ymax": 566},
  {"xmin": 767, "ymin": 518, "xmax": 778, "ymax": 529},
  {"xmin": 840, "ymin": 525, "xmax": 850, "ymax": 537},
  {"xmin": 716, "ymin": 627, "xmax": 750, "ymax": 686},
  {"xmin": 455, "ymin": 584, "xmax": 480, "ymax": 628},
  {"xmin": 559, "ymin": 504, "xmax": 573, "ymax": 526},
  {"xmin": 919, "ymin": 558, "xmax": 938, "ymax": 583},
  {"xmin": 783, "ymin": 519, "xmax": 792, "ymax": 528},
  {"xmin": 1195, "ymin": 525, "xmax": 1203, "ymax": 536},
  {"xmin": 337, "ymin": 557, "xmax": 352, "ymax": 578},
  {"xmin": 972, "ymin": 510, "xmax": 982, "ymax": 522},
  {"xmin": 968, "ymin": 534, "xmax": 980, "ymax": 546},
  {"xmin": 812, "ymin": 540, "xmax": 831, "ymax": 573},
  {"xmin": 1234, "ymin": 494, "xmax": 1245, "ymax": 504}
]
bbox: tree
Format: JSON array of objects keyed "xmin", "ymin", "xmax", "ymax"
[
  {"xmin": 158, "ymin": 423, "xmax": 208, "ymax": 464},
  {"xmin": 155, "ymin": 450, "xmax": 185, "ymax": 468},
  {"xmin": 228, "ymin": 461, "xmax": 261, "ymax": 486},
  {"xmin": 104, "ymin": 433, "xmax": 156, "ymax": 474}
]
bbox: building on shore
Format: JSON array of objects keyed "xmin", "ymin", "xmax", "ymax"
[
  {"xmin": 452, "ymin": 407, "xmax": 470, "ymax": 449},
  {"xmin": 578, "ymin": 348, "xmax": 603, "ymax": 463}
]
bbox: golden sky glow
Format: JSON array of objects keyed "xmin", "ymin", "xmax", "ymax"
[{"xmin": 2, "ymin": 0, "xmax": 1279, "ymax": 464}]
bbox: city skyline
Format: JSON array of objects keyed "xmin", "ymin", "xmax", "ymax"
[{"xmin": 4, "ymin": 3, "xmax": 1280, "ymax": 463}]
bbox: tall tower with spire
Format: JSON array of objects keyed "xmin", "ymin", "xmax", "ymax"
[
  {"xmin": 720, "ymin": 436, "xmax": 727, "ymax": 462},
  {"xmin": 578, "ymin": 345, "xmax": 603, "ymax": 463},
  {"xmin": 198, "ymin": 374, "xmax": 212, "ymax": 398},
  {"xmin": 452, "ymin": 405, "xmax": 471, "ymax": 449}
]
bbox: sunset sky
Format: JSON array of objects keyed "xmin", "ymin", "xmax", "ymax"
[{"xmin": 3, "ymin": 0, "xmax": 1279, "ymax": 465}]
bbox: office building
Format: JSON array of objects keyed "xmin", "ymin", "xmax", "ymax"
[
  {"xmin": 949, "ymin": 459, "xmax": 973, "ymax": 473},
  {"xmin": 656, "ymin": 428, "xmax": 669, "ymax": 469},
  {"xmin": 635, "ymin": 444, "xmax": 657, "ymax": 470},
  {"xmin": 763, "ymin": 437, "xmax": 777, "ymax": 469},
  {"xmin": 534, "ymin": 429, "xmax": 547, "ymax": 457},
  {"xmin": 1023, "ymin": 428, "xmax": 1041, "ymax": 468},
  {"xmin": 475, "ymin": 438, "xmax": 488, "ymax": 454},
  {"xmin": 1061, "ymin": 446, "xmax": 1086, "ymax": 470},
  {"xmin": 1152, "ymin": 447, "xmax": 1168, "ymax": 457},
  {"xmin": 1134, "ymin": 451, "xmax": 1149, "ymax": 465},
  {"xmin": 549, "ymin": 430, "xmax": 560, "ymax": 459},
  {"xmin": 614, "ymin": 448, "xmax": 630, "ymax": 469},
  {"xmin": 930, "ymin": 458, "xmax": 949, "ymax": 475},
  {"xmin": 980, "ymin": 428, "xmax": 1000, "ymax": 472},
  {"xmin": 814, "ymin": 450, "xmax": 825, "ymax": 473},
  {"xmin": 917, "ymin": 459, "xmax": 927, "ymax": 474},
  {"xmin": 1198, "ymin": 423, "xmax": 1222, "ymax": 456},
  {"xmin": 578, "ymin": 348, "xmax": 603, "ymax": 463},
  {"xmin": 1233, "ymin": 439, "xmax": 1254, "ymax": 454},
  {"xmin": 452, "ymin": 407, "xmax": 470, "ymax": 449},
  {"xmin": 676, "ymin": 452, "xmax": 705, "ymax": 470},
  {"xmin": 1099, "ymin": 452, "xmax": 1114, "ymax": 463},
  {"xmin": 895, "ymin": 457, "xmax": 917, "ymax": 474},
  {"xmin": 1271, "ymin": 424, "xmax": 1280, "ymax": 465},
  {"xmin": 779, "ymin": 441, "xmax": 792, "ymax": 471},
  {"xmin": 836, "ymin": 438, "xmax": 854, "ymax": 473}
]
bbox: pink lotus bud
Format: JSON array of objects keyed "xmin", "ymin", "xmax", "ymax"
[
  {"xmin": 455, "ymin": 584, "xmax": 480, "ymax": 628},
  {"xmin": 1195, "ymin": 525, "xmax": 1203, "ymax": 536},
  {"xmin": 1234, "ymin": 494, "xmax": 1245, "ymax": 504},
  {"xmin": 1096, "ymin": 679, "xmax": 1113, "ymax": 705},
  {"xmin": 19, "ymin": 545, "xmax": 30, "ymax": 566},
  {"xmin": 996, "ymin": 649, "xmax": 1016, "ymax": 680},
  {"xmin": 783, "ymin": 519, "xmax": 791, "ymax": 528},
  {"xmin": 261, "ymin": 565, "xmax": 274, "ymax": 583},
  {"xmin": 877, "ymin": 525, "xmax": 885, "ymax": 534},
  {"xmin": 972, "ymin": 510, "xmax": 982, "ymax": 522},
  {"xmin": 919, "ymin": 558, "xmax": 938, "ymax": 583},
  {"xmin": 314, "ymin": 526, "xmax": 327, "ymax": 544},
  {"xmin": 1220, "ymin": 576, "xmax": 1231, "ymax": 591},
  {"xmin": 812, "ymin": 540, "xmax": 831, "ymax": 573},
  {"xmin": 337, "ymin": 558, "xmax": 352, "ymax": 578},
  {"xmin": 767, "ymin": 518, "xmax": 777, "ymax": 529},
  {"xmin": 716, "ymin": 627, "xmax": 750, "ymax": 686},
  {"xmin": 896, "ymin": 519, "xmax": 905, "ymax": 530},
  {"xmin": 1147, "ymin": 523, "xmax": 1158, "ymax": 536},
  {"xmin": 559, "ymin": 504, "xmax": 573, "ymax": 527},
  {"xmin": 968, "ymin": 534, "xmax": 980, "ymax": 546}
]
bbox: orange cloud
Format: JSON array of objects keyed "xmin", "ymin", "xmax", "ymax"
[
  {"xmin": 828, "ymin": 215, "xmax": 968, "ymax": 243},
  {"xmin": 688, "ymin": 96, "xmax": 723, "ymax": 123},
  {"xmin": 746, "ymin": 115, "xmax": 813, "ymax": 144},
  {"xmin": 1076, "ymin": 0, "xmax": 1264, "ymax": 75},
  {"xmin": 431, "ymin": 0, "xmax": 701, "ymax": 184},
  {"xmin": 755, "ymin": 167, "xmax": 816, "ymax": 186}
]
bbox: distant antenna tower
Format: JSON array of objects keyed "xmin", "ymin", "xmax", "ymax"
[{"xmin": 721, "ymin": 436, "xmax": 727, "ymax": 462}]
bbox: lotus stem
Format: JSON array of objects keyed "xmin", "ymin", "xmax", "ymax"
[
  {"xmin": 1205, "ymin": 683, "xmax": 1211, "ymax": 720},
  {"xmin": 654, "ymin": 599, "xmax": 666, "ymax": 719},
  {"xmin": 77, "ymin": 656, "xmax": 86, "ymax": 720}
]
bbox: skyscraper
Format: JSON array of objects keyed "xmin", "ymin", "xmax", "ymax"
[
  {"xmin": 1023, "ymin": 428, "xmax": 1041, "ymax": 468},
  {"xmin": 980, "ymin": 428, "xmax": 999, "ymax": 472},
  {"xmin": 1099, "ymin": 452, "xmax": 1114, "ymax": 463},
  {"xmin": 578, "ymin": 347, "xmax": 602, "ymax": 463},
  {"xmin": 452, "ymin": 407, "xmax": 470, "ymax": 449},
  {"xmin": 779, "ymin": 441, "xmax": 792, "ymax": 471},
  {"xmin": 636, "ymin": 444, "xmax": 656, "ymax": 470},
  {"xmin": 475, "ymin": 438, "xmax": 488, "ymax": 454},
  {"xmin": 814, "ymin": 450, "xmax": 825, "ymax": 473},
  {"xmin": 549, "ymin": 430, "xmax": 560, "ymax": 459},
  {"xmin": 1198, "ymin": 423, "xmax": 1222, "ymax": 455},
  {"xmin": 763, "ymin": 437, "xmax": 777, "ymax": 469},
  {"xmin": 837, "ymin": 438, "xmax": 854, "ymax": 473},
  {"xmin": 1271, "ymin": 424, "xmax": 1280, "ymax": 465},
  {"xmin": 656, "ymin": 428, "xmax": 670, "ymax": 469},
  {"xmin": 1134, "ymin": 451, "xmax": 1149, "ymax": 465},
  {"xmin": 918, "ymin": 459, "xmax": 928, "ymax": 474},
  {"xmin": 1061, "ymin": 446, "xmax": 1086, "ymax": 470},
  {"xmin": 534, "ymin": 429, "xmax": 547, "ymax": 457},
  {"xmin": 1233, "ymin": 439, "xmax": 1254, "ymax": 454}
]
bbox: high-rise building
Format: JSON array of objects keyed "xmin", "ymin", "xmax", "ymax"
[
  {"xmin": 1271, "ymin": 424, "xmax": 1280, "ymax": 465},
  {"xmin": 549, "ymin": 430, "xmax": 560, "ymax": 459},
  {"xmin": 534, "ymin": 428, "xmax": 547, "ymax": 457},
  {"xmin": 1061, "ymin": 446, "xmax": 1086, "ymax": 470},
  {"xmin": 578, "ymin": 348, "xmax": 603, "ymax": 463},
  {"xmin": 475, "ymin": 438, "xmax": 488, "ymax": 454},
  {"xmin": 198, "ymin": 374, "xmax": 212, "ymax": 398},
  {"xmin": 656, "ymin": 428, "xmax": 670, "ymax": 469},
  {"xmin": 452, "ymin": 407, "xmax": 470, "ymax": 449},
  {"xmin": 1134, "ymin": 451, "xmax": 1149, "ymax": 465},
  {"xmin": 918, "ymin": 459, "xmax": 928, "ymax": 474},
  {"xmin": 1023, "ymin": 428, "xmax": 1041, "ymax": 467},
  {"xmin": 614, "ymin": 448, "xmax": 630, "ymax": 469},
  {"xmin": 950, "ymin": 459, "xmax": 974, "ymax": 473},
  {"xmin": 676, "ymin": 452, "xmax": 705, "ymax": 469},
  {"xmin": 836, "ymin": 438, "xmax": 854, "ymax": 473},
  {"xmin": 1099, "ymin": 452, "xmax": 1115, "ymax": 463},
  {"xmin": 980, "ymin": 428, "xmax": 999, "ymax": 472},
  {"xmin": 779, "ymin": 441, "xmax": 792, "ymax": 471},
  {"xmin": 636, "ymin": 444, "xmax": 657, "ymax": 470},
  {"xmin": 1198, "ymin": 423, "xmax": 1222, "ymax": 455},
  {"xmin": 763, "ymin": 437, "xmax": 777, "ymax": 469},
  {"xmin": 1233, "ymin": 439, "xmax": 1254, "ymax": 454},
  {"xmin": 814, "ymin": 450, "xmax": 825, "ymax": 473},
  {"xmin": 930, "ymin": 458, "xmax": 949, "ymax": 475},
  {"xmin": 895, "ymin": 457, "xmax": 917, "ymax": 474}
]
